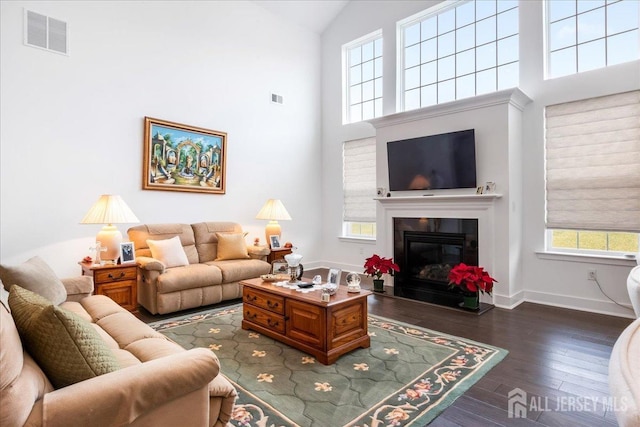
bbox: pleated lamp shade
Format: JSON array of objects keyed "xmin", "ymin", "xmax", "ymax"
[
  {"xmin": 81, "ymin": 195, "xmax": 140, "ymax": 263},
  {"xmin": 256, "ymin": 199, "xmax": 291, "ymax": 247}
]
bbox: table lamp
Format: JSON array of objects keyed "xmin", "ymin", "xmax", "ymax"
[
  {"xmin": 255, "ymin": 199, "xmax": 291, "ymax": 247},
  {"xmin": 81, "ymin": 194, "xmax": 140, "ymax": 264}
]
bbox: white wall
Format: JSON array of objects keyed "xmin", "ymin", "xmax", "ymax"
[
  {"xmin": 321, "ymin": 0, "xmax": 640, "ymax": 317},
  {"xmin": 320, "ymin": 1, "xmax": 438, "ymax": 273},
  {"xmin": 0, "ymin": 1, "xmax": 323, "ymax": 277},
  {"xmin": 518, "ymin": 0, "xmax": 639, "ymax": 318}
]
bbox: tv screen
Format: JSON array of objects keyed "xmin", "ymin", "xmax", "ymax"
[{"xmin": 387, "ymin": 129, "xmax": 476, "ymax": 191}]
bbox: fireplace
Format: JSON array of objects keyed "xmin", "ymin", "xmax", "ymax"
[{"xmin": 393, "ymin": 218, "xmax": 478, "ymax": 307}]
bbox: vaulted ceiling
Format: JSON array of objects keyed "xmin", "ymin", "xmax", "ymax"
[{"xmin": 253, "ymin": 0, "xmax": 349, "ymax": 34}]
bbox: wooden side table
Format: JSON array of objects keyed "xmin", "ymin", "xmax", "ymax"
[
  {"xmin": 267, "ymin": 247, "xmax": 292, "ymax": 263},
  {"xmin": 80, "ymin": 262, "xmax": 137, "ymax": 312}
]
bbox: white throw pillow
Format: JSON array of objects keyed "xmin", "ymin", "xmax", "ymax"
[{"xmin": 146, "ymin": 236, "xmax": 189, "ymax": 268}]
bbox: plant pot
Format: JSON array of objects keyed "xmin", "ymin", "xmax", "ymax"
[
  {"xmin": 461, "ymin": 292, "xmax": 479, "ymax": 310},
  {"xmin": 373, "ymin": 279, "xmax": 385, "ymax": 293}
]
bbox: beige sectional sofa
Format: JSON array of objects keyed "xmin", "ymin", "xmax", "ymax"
[
  {"xmin": 128, "ymin": 221, "xmax": 271, "ymax": 315},
  {"xmin": 0, "ymin": 261, "xmax": 237, "ymax": 427}
]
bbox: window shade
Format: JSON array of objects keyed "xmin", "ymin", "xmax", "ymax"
[
  {"xmin": 545, "ymin": 90, "xmax": 640, "ymax": 232},
  {"xmin": 343, "ymin": 137, "xmax": 376, "ymax": 222}
]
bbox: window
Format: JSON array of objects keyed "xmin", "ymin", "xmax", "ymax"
[
  {"xmin": 398, "ymin": 0, "xmax": 519, "ymax": 111},
  {"xmin": 548, "ymin": 230, "xmax": 639, "ymax": 254},
  {"xmin": 343, "ymin": 138, "xmax": 377, "ymax": 238},
  {"xmin": 546, "ymin": 0, "xmax": 639, "ymax": 78},
  {"xmin": 545, "ymin": 90, "xmax": 640, "ymax": 255},
  {"xmin": 343, "ymin": 31, "xmax": 383, "ymax": 124}
]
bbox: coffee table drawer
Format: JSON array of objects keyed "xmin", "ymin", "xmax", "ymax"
[
  {"xmin": 243, "ymin": 287, "xmax": 285, "ymax": 315},
  {"xmin": 244, "ymin": 305, "xmax": 285, "ymax": 334}
]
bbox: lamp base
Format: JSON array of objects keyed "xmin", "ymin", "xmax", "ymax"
[
  {"xmin": 96, "ymin": 225, "xmax": 122, "ymax": 263},
  {"xmin": 265, "ymin": 221, "xmax": 281, "ymax": 248}
]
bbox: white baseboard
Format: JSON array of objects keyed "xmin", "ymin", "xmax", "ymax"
[
  {"xmin": 493, "ymin": 291, "xmax": 526, "ymax": 310},
  {"xmin": 524, "ymin": 290, "xmax": 636, "ymax": 319}
]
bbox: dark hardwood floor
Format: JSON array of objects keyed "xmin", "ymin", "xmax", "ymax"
[{"xmin": 136, "ymin": 269, "xmax": 634, "ymax": 427}]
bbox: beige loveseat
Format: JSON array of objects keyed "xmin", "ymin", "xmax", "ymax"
[
  {"xmin": 0, "ymin": 261, "xmax": 237, "ymax": 427},
  {"xmin": 128, "ymin": 222, "xmax": 271, "ymax": 315}
]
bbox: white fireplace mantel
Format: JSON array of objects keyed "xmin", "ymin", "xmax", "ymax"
[
  {"xmin": 376, "ymin": 193, "xmax": 502, "ymax": 305},
  {"xmin": 376, "ymin": 193, "xmax": 502, "ymax": 205}
]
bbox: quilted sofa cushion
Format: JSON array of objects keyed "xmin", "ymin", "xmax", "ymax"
[
  {"xmin": 156, "ymin": 264, "xmax": 223, "ymax": 294},
  {"xmin": 8, "ymin": 286, "xmax": 119, "ymax": 389}
]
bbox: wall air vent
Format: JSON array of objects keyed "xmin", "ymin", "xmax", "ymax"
[
  {"xmin": 24, "ymin": 10, "xmax": 68, "ymax": 55},
  {"xmin": 271, "ymin": 93, "xmax": 283, "ymax": 105}
]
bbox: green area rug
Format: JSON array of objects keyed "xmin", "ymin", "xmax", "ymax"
[{"xmin": 151, "ymin": 304, "xmax": 507, "ymax": 426}]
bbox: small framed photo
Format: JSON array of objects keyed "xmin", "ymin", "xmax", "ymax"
[
  {"xmin": 119, "ymin": 242, "xmax": 135, "ymax": 264},
  {"xmin": 327, "ymin": 268, "xmax": 342, "ymax": 285},
  {"xmin": 476, "ymin": 186, "xmax": 484, "ymax": 194},
  {"xmin": 272, "ymin": 261, "xmax": 288, "ymax": 275},
  {"xmin": 269, "ymin": 235, "xmax": 281, "ymax": 249},
  {"xmin": 485, "ymin": 181, "xmax": 496, "ymax": 193}
]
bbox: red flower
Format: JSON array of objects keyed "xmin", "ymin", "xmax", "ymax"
[
  {"xmin": 364, "ymin": 254, "xmax": 400, "ymax": 279},
  {"xmin": 448, "ymin": 263, "xmax": 497, "ymax": 295}
]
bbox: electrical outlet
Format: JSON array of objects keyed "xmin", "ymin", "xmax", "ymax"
[
  {"xmin": 588, "ymin": 269, "xmax": 597, "ymax": 281},
  {"xmin": 359, "ymin": 247, "xmax": 364, "ymax": 255}
]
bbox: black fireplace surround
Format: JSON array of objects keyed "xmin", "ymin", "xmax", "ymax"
[{"xmin": 393, "ymin": 217, "xmax": 479, "ymax": 308}]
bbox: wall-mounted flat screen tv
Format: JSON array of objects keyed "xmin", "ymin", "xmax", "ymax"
[{"xmin": 387, "ymin": 129, "xmax": 476, "ymax": 191}]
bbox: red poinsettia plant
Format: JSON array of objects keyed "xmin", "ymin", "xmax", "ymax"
[
  {"xmin": 363, "ymin": 254, "xmax": 400, "ymax": 279},
  {"xmin": 448, "ymin": 263, "xmax": 497, "ymax": 295}
]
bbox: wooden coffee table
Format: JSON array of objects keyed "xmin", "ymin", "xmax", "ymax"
[{"xmin": 240, "ymin": 277, "xmax": 371, "ymax": 365}]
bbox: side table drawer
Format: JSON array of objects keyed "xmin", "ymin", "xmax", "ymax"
[
  {"xmin": 94, "ymin": 267, "xmax": 137, "ymax": 284},
  {"xmin": 244, "ymin": 305, "xmax": 285, "ymax": 334},
  {"xmin": 243, "ymin": 288, "xmax": 285, "ymax": 315}
]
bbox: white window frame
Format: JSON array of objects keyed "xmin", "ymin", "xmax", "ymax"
[
  {"xmin": 342, "ymin": 137, "xmax": 377, "ymax": 239},
  {"xmin": 545, "ymin": 229, "xmax": 640, "ymax": 257},
  {"xmin": 544, "ymin": 0, "xmax": 640, "ymax": 79},
  {"xmin": 397, "ymin": 0, "xmax": 519, "ymax": 112},
  {"xmin": 342, "ymin": 30, "xmax": 383, "ymax": 124}
]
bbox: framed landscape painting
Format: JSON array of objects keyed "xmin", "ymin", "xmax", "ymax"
[{"xmin": 143, "ymin": 117, "xmax": 227, "ymax": 194}]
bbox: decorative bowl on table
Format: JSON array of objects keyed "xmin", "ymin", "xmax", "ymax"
[{"xmin": 322, "ymin": 283, "xmax": 338, "ymax": 295}]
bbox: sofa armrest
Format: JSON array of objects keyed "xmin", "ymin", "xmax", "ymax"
[
  {"xmin": 136, "ymin": 256, "xmax": 166, "ymax": 272},
  {"xmin": 248, "ymin": 245, "xmax": 270, "ymax": 260},
  {"xmin": 61, "ymin": 276, "xmax": 94, "ymax": 301},
  {"xmin": 42, "ymin": 348, "xmax": 219, "ymax": 427}
]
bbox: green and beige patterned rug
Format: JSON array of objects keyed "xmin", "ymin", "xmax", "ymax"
[{"xmin": 152, "ymin": 304, "xmax": 507, "ymax": 427}]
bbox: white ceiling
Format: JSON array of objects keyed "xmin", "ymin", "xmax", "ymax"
[{"xmin": 254, "ymin": 0, "xmax": 349, "ymax": 34}]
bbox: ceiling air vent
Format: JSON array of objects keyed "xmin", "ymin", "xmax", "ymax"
[{"xmin": 24, "ymin": 10, "xmax": 68, "ymax": 55}]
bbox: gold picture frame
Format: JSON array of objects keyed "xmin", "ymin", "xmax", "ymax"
[{"xmin": 143, "ymin": 117, "xmax": 227, "ymax": 194}]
